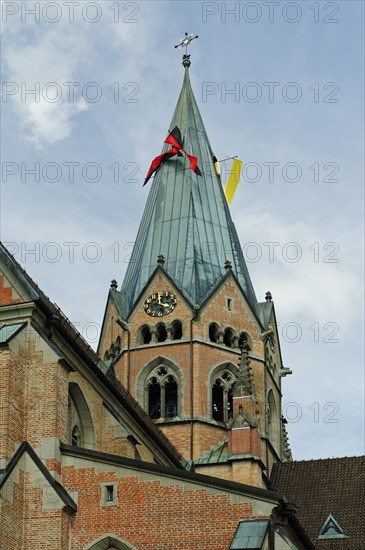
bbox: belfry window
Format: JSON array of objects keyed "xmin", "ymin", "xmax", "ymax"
[
  {"xmin": 211, "ymin": 369, "xmax": 237, "ymax": 423},
  {"xmin": 238, "ymin": 332, "xmax": 251, "ymax": 350},
  {"xmin": 209, "ymin": 323, "xmax": 219, "ymax": 343},
  {"xmin": 148, "ymin": 378, "xmax": 161, "ymax": 419},
  {"xmin": 228, "ymin": 387, "xmax": 234, "ymax": 419},
  {"xmin": 144, "ymin": 363, "xmax": 181, "ymax": 420},
  {"xmin": 140, "ymin": 326, "xmax": 152, "ymax": 345},
  {"xmin": 223, "ymin": 327, "xmax": 234, "ymax": 347},
  {"xmin": 171, "ymin": 320, "xmax": 183, "ymax": 340},
  {"xmin": 156, "ymin": 324, "xmax": 167, "ymax": 342}
]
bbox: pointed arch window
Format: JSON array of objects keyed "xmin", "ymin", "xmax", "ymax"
[
  {"xmin": 211, "ymin": 369, "xmax": 237, "ymax": 423},
  {"xmin": 267, "ymin": 390, "xmax": 280, "ymax": 451},
  {"xmin": 156, "ymin": 324, "xmax": 167, "ymax": 342},
  {"xmin": 212, "ymin": 380, "xmax": 224, "ymax": 421},
  {"xmin": 140, "ymin": 325, "xmax": 152, "ymax": 345},
  {"xmin": 148, "ymin": 378, "xmax": 161, "ymax": 419},
  {"xmin": 209, "ymin": 323, "xmax": 219, "ymax": 343},
  {"xmin": 223, "ymin": 327, "xmax": 234, "ymax": 347},
  {"xmin": 145, "ymin": 363, "xmax": 180, "ymax": 420},
  {"xmin": 238, "ymin": 332, "xmax": 251, "ymax": 350},
  {"xmin": 165, "ymin": 376, "xmax": 178, "ymax": 417}
]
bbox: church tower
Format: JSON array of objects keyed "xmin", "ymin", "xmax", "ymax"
[{"xmin": 98, "ymin": 50, "xmax": 291, "ymax": 489}]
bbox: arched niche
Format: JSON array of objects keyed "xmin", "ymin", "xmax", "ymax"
[{"xmin": 68, "ymin": 382, "xmax": 96, "ymax": 450}]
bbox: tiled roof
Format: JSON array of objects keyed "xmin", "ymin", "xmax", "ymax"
[{"xmin": 270, "ymin": 456, "xmax": 365, "ymax": 549}]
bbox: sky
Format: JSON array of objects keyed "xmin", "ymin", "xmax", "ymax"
[{"xmin": 1, "ymin": 0, "xmax": 364, "ymax": 461}]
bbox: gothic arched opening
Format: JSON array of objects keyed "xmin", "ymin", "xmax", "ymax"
[
  {"xmin": 212, "ymin": 380, "xmax": 224, "ymax": 422},
  {"xmin": 156, "ymin": 324, "xmax": 167, "ymax": 342},
  {"xmin": 68, "ymin": 382, "xmax": 96, "ymax": 449},
  {"xmin": 148, "ymin": 378, "xmax": 161, "ymax": 419},
  {"xmin": 164, "ymin": 376, "xmax": 178, "ymax": 417},
  {"xmin": 223, "ymin": 327, "xmax": 234, "ymax": 347},
  {"xmin": 209, "ymin": 323, "xmax": 219, "ymax": 343},
  {"xmin": 238, "ymin": 331, "xmax": 251, "ymax": 350},
  {"xmin": 171, "ymin": 320, "xmax": 182, "ymax": 340},
  {"xmin": 140, "ymin": 325, "xmax": 152, "ymax": 345}
]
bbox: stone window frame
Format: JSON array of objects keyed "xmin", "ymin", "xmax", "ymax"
[
  {"xmin": 86, "ymin": 535, "xmax": 136, "ymax": 549},
  {"xmin": 208, "ymin": 362, "xmax": 238, "ymax": 423},
  {"xmin": 100, "ymin": 482, "xmax": 118, "ymax": 507},
  {"xmin": 136, "ymin": 357, "xmax": 184, "ymax": 420},
  {"xmin": 136, "ymin": 319, "xmax": 185, "ymax": 346},
  {"xmin": 208, "ymin": 324, "xmax": 252, "ymax": 351}
]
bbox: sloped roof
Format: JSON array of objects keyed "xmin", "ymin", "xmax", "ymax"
[
  {"xmin": 270, "ymin": 456, "xmax": 365, "ymax": 549},
  {"xmin": 195, "ymin": 438, "xmax": 228, "ymax": 465},
  {"xmin": 0, "ymin": 441, "xmax": 77, "ymax": 513},
  {"xmin": 0, "ymin": 242, "xmax": 184, "ymax": 469},
  {"xmin": 121, "ymin": 64, "xmax": 256, "ymax": 312}
]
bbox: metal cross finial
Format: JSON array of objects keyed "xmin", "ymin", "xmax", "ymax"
[{"xmin": 174, "ymin": 32, "xmax": 199, "ymax": 55}]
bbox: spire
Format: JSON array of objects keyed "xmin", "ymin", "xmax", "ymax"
[
  {"xmin": 233, "ymin": 344, "xmax": 257, "ymax": 402},
  {"xmin": 121, "ymin": 58, "xmax": 256, "ymax": 312}
]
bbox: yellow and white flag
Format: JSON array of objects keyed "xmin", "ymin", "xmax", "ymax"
[{"xmin": 225, "ymin": 158, "xmax": 243, "ymax": 205}]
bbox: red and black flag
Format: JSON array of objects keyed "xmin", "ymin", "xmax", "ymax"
[{"xmin": 144, "ymin": 126, "xmax": 202, "ymax": 186}]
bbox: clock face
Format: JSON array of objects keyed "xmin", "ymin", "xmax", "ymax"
[{"xmin": 144, "ymin": 291, "xmax": 177, "ymax": 317}]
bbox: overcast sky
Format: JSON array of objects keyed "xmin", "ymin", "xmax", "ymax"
[{"xmin": 1, "ymin": 0, "xmax": 364, "ymax": 460}]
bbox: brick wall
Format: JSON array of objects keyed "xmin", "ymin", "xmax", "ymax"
[{"xmin": 62, "ymin": 459, "xmax": 273, "ymax": 550}]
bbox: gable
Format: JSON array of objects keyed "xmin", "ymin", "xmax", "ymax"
[
  {"xmin": 0, "ymin": 266, "xmax": 31, "ymax": 306},
  {"xmin": 0, "ymin": 441, "xmax": 77, "ymax": 513},
  {"xmin": 127, "ymin": 268, "xmax": 194, "ymax": 329}
]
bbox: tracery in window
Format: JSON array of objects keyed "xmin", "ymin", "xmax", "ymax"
[
  {"xmin": 211, "ymin": 368, "xmax": 237, "ymax": 423},
  {"xmin": 144, "ymin": 361, "xmax": 181, "ymax": 420}
]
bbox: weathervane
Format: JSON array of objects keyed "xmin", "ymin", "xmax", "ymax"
[{"xmin": 175, "ymin": 32, "xmax": 199, "ymax": 67}]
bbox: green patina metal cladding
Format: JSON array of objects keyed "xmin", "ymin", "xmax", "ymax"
[{"xmin": 121, "ymin": 66, "xmax": 256, "ymax": 312}]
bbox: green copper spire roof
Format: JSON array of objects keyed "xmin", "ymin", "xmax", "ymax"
[{"xmin": 121, "ymin": 63, "xmax": 256, "ymax": 311}]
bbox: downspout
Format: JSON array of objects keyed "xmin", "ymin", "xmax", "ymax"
[
  {"xmin": 117, "ymin": 318, "xmax": 131, "ymax": 391},
  {"xmin": 190, "ymin": 306, "xmax": 200, "ymax": 462},
  {"xmin": 264, "ymin": 344, "xmax": 269, "ymax": 472}
]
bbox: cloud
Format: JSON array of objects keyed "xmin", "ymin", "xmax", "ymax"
[
  {"xmin": 234, "ymin": 205, "xmax": 361, "ymax": 332},
  {"xmin": 2, "ymin": 18, "xmax": 92, "ymax": 148}
]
